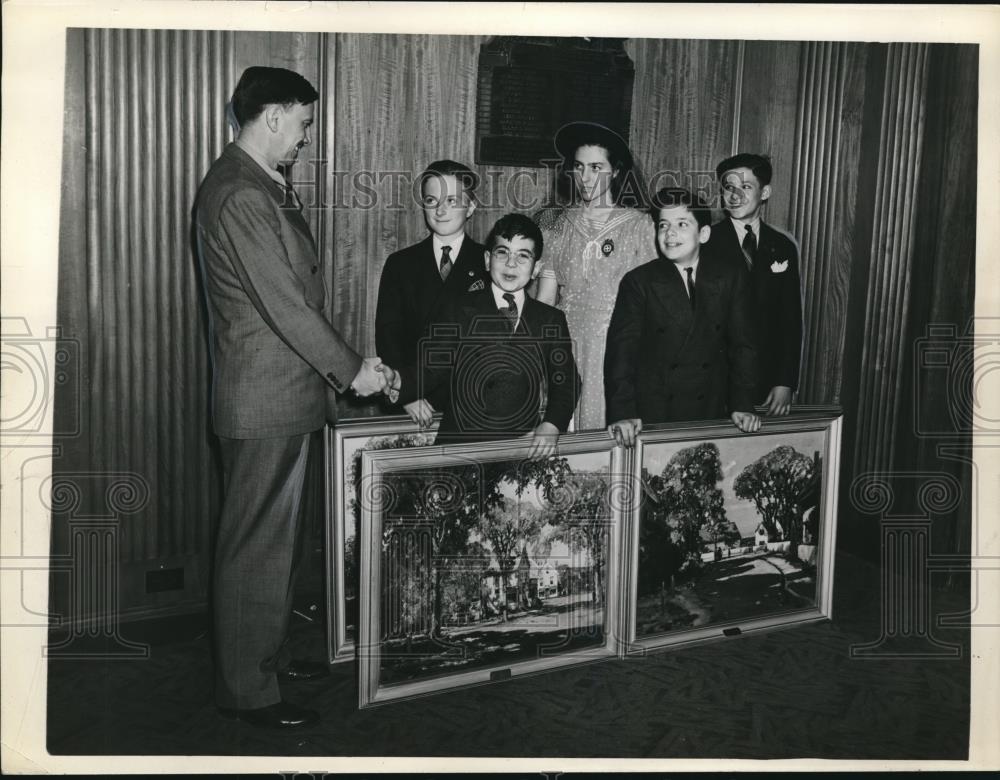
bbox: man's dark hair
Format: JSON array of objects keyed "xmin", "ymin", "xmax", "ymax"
[
  {"xmin": 715, "ymin": 153, "xmax": 773, "ymax": 187},
  {"xmin": 419, "ymin": 160, "xmax": 479, "ymax": 201},
  {"xmin": 230, "ymin": 66, "xmax": 319, "ymax": 127},
  {"xmin": 485, "ymin": 213, "xmax": 544, "ymax": 261},
  {"xmin": 649, "ymin": 187, "xmax": 712, "ymax": 230}
]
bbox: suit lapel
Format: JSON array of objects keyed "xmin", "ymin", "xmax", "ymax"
[
  {"xmin": 227, "ymin": 145, "xmax": 316, "ymax": 248},
  {"xmin": 446, "ymin": 236, "xmax": 485, "ymax": 294},
  {"xmin": 649, "ymin": 260, "xmax": 695, "ymax": 333}
]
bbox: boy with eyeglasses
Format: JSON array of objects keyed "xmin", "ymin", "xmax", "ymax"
[
  {"xmin": 375, "ymin": 159, "xmax": 489, "ymax": 425},
  {"xmin": 392, "ymin": 213, "xmax": 580, "ymax": 457}
]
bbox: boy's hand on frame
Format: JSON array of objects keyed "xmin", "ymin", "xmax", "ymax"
[
  {"xmin": 527, "ymin": 422, "xmax": 559, "ymax": 460},
  {"xmin": 404, "ymin": 398, "xmax": 435, "ymax": 427},
  {"xmin": 763, "ymin": 385, "xmax": 793, "ymax": 416},
  {"xmin": 608, "ymin": 418, "xmax": 642, "ymax": 448},
  {"xmin": 731, "ymin": 411, "xmax": 761, "ymax": 433}
]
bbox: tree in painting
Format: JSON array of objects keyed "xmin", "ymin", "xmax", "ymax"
[
  {"xmin": 540, "ymin": 470, "xmax": 611, "ymax": 607},
  {"xmin": 733, "ymin": 445, "xmax": 816, "ymax": 560},
  {"xmin": 655, "ymin": 443, "xmax": 727, "ymax": 572},
  {"xmin": 379, "ymin": 455, "xmax": 572, "ymax": 640},
  {"xmin": 477, "ymin": 499, "xmax": 543, "ymax": 621}
]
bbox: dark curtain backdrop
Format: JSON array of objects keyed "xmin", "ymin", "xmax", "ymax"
[{"xmin": 52, "ymin": 31, "xmax": 976, "ymax": 624}]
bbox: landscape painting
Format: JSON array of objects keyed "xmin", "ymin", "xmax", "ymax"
[
  {"xmin": 357, "ymin": 434, "xmax": 625, "ymax": 706},
  {"xmin": 627, "ymin": 413, "xmax": 841, "ymax": 652},
  {"xmin": 326, "ymin": 416, "xmax": 440, "ymax": 663}
]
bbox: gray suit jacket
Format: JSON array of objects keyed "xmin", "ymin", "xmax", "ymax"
[{"xmin": 195, "ymin": 143, "xmax": 362, "ymax": 438}]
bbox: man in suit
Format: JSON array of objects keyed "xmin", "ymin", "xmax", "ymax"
[
  {"xmin": 605, "ymin": 188, "xmax": 760, "ymax": 446},
  {"xmin": 375, "ymin": 160, "xmax": 489, "ymax": 427},
  {"xmin": 394, "ymin": 213, "xmax": 579, "ymax": 455},
  {"xmin": 195, "ymin": 66, "xmax": 394, "ymax": 728},
  {"xmin": 706, "ymin": 153, "xmax": 803, "ymax": 415}
]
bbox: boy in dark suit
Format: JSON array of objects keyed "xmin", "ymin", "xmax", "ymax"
[
  {"xmin": 705, "ymin": 153, "xmax": 803, "ymax": 416},
  {"xmin": 375, "ymin": 159, "xmax": 489, "ymax": 425},
  {"xmin": 393, "ymin": 213, "xmax": 580, "ymax": 457},
  {"xmin": 605, "ymin": 188, "xmax": 760, "ymax": 446}
]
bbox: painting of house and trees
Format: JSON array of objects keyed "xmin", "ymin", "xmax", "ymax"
[
  {"xmin": 634, "ymin": 429, "xmax": 826, "ymax": 639},
  {"xmin": 374, "ymin": 450, "xmax": 613, "ymax": 687}
]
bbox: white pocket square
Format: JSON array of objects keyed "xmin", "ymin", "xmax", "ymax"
[
  {"xmin": 467, "ymin": 279, "xmax": 485, "ymax": 292},
  {"xmin": 770, "ymin": 260, "xmax": 789, "ymax": 273}
]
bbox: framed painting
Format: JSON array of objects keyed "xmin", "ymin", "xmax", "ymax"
[
  {"xmin": 621, "ymin": 407, "xmax": 843, "ymax": 655},
  {"xmin": 324, "ymin": 415, "xmax": 441, "ymax": 664},
  {"xmin": 356, "ymin": 431, "xmax": 626, "ymax": 707}
]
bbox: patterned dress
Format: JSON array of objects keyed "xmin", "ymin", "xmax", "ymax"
[{"xmin": 534, "ymin": 206, "xmax": 656, "ymax": 431}]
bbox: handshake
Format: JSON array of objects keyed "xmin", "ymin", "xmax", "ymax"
[{"xmin": 350, "ymin": 356, "xmax": 401, "ymax": 403}]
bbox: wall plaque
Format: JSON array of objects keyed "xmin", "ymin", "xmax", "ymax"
[{"xmin": 476, "ymin": 37, "xmax": 635, "ymax": 168}]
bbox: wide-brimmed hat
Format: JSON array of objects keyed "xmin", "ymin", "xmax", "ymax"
[{"xmin": 553, "ymin": 121, "xmax": 633, "ymax": 169}]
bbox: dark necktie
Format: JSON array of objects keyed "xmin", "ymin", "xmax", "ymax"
[
  {"xmin": 281, "ymin": 184, "xmax": 302, "ymax": 211},
  {"xmin": 500, "ymin": 292, "xmax": 518, "ymax": 332},
  {"xmin": 741, "ymin": 224, "xmax": 757, "ymax": 269},
  {"xmin": 439, "ymin": 245, "xmax": 452, "ymax": 281},
  {"xmin": 685, "ymin": 267, "xmax": 696, "ymax": 309}
]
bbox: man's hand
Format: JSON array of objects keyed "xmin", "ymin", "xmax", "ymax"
[
  {"xmin": 608, "ymin": 418, "xmax": 642, "ymax": 448},
  {"xmin": 731, "ymin": 411, "xmax": 761, "ymax": 433},
  {"xmin": 763, "ymin": 385, "xmax": 793, "ymax": 416},
  {"xmin": 404, "ymin": 398, "xmax": 435, "ymax": 427},
  {"xmin": 350, "ymin": 356, "xmax": 388, "ymax": 397},
  {"xmin": 526, "ymin": 422, "xmax": 559, "ymax": 460}
]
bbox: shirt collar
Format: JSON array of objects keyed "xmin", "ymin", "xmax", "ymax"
[
  {"xmin": 235, "ymin": 139, "xmax": 288, "ymax": 188},
  {"xmin": 433, "ymin": 232, "xmax": 466, "ymax": 261},
  {"xmin": 671, "ymin": 256, "xmax": 700, "ymax": 279},
  {"xmin": 730, "ymin": 215, "xmax": 761, "ymax": 238},
  {"xmin": 491, "ymin": 283, "xmax": 525, "ymax": 311}
]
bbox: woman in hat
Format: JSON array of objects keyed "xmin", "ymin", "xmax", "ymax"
[{"xmin": 534, "ymin": 122, "xmax": 654, "ymax": 431}]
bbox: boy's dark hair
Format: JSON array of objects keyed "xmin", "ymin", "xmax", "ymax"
[
  {"xmin": 715, "ymin": 153, "xmax": 773, "ymax": 187},
  {"xmin": 420, "ymin": 160, "xmax": 479, "ymax": 201},
  {"xmin": 230, "ymin": 66, "xmax": 319, "ymax": 127},
  {"xmin": 649, "ymin": 187, "xmax": 712, "ymax": 230},
  {"xmin": 485, "ymin": 213, "xmax": 544, "ymax": 261}
]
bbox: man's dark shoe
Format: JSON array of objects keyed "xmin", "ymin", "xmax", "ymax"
[
  {"xmin": 278, "ymin": 660, "xmax": 331, "ymax": 682},
  {"xmin": 218, "ymin": 701, "xmax": 319, "ymax": 729}
]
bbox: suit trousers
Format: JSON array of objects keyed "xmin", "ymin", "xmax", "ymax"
[{"xmin": 213, "ymin": 433, "xmax": 311, "ymax": 709}]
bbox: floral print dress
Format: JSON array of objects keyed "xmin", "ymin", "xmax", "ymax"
[{"xmin": 534, "ymin": 206, "xmax": 655, "ymax": 431}]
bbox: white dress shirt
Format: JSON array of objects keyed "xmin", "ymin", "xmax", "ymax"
[
  {"xmin": 672, "ymin": 257, "xmax": 701, "ymax": 298},
  {"xmin": 433, "ymin": 233, "xmax": 466, "ymax": 267},
  {"xmin": 730, "ymin": 215, "xmax": 762, "ymax": 244},
  {"xmin": 491, "ymin": 283, "xmax": 525, "ymax": 329}
]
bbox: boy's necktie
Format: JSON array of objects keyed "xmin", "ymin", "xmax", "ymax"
[
  {"xmin": 439, "ymin": 245, "xmax": 452, "ymax": 281},
  {"xmin": 741, "ymin": 224, "xmax": 757, "ymax": 269},
  {"xmin": 500, "ymin": 292, "xmax": 518, "ymax": 332},
  {"xmin": 685, "ymin": 267, "xmax": 696, "ymax": 309}
]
